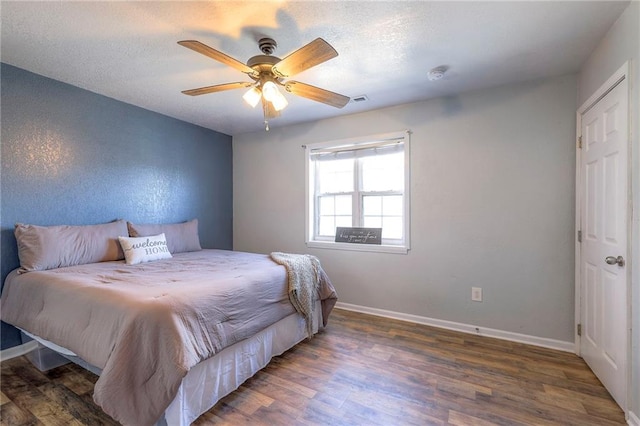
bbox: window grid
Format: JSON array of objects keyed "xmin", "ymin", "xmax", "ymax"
[
  {"xmin": 313, "ymin": 158, "xmax": 405, "ymax": 244},
  {"xmin": 361, "ymin": 192, "xmax": 404, "ymax": 241},
  {"xmin": 316, "ymin": 194, "xmax": 353, "ymax": 238}
]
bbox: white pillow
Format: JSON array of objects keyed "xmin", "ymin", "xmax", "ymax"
[{"xmin": 118, "ymin": 233, "xmax": 172, "ymax": 265}]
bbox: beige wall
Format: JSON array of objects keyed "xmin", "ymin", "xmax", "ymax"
[{"xmin": 234, "ymin": 74, "xmax": 577, "ymax": 343}]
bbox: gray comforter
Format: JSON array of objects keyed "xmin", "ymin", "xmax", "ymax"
[{"xmin": 0, "ymin": 249, "xmax": 338, "ymax": 426}]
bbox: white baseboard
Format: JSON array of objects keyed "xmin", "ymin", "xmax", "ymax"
[
  {"xmin": 0, "ymin": 340, "xmax": 37, "ymax": 362},
  {"xmin": 628, "ymin": 411, "xmax": 640, "ymax": 426},
  {"xmin": 335, "ymin": 302, "xmax": 575, "ymax": 353}
]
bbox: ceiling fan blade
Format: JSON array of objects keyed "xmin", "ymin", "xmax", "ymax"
[
  {"xmin": 262, "ymin": 97, "xmax": 280, "ymax": 119},
  {"xmin": 271, "ymin": 38, "xmax": 338, "ymax": 78},
  {"xmin": 181, "ymin": 82, "xmax": 252, "ymax": 96},
  {"xmin": 284, "ymin": 81, "xmax": 350, "ymax": 108},
  {"xmin": 178, "ymin": 40, "xmax": 256, "ymax": 75}
]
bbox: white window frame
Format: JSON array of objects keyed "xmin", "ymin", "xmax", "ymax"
[{"xmin": 305, "ymin": 130, "xmax": 411, "ymax": 254}]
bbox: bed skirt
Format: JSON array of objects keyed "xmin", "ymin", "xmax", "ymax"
[{"xmin": 159, "ymin": 300, "xmax": 322, "ymax": 425}]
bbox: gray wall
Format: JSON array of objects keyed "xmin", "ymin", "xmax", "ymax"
[
  {"xmin": 1, "ymin": 63, "xmax": 233, "ymax": 349},
  {"xmin": 233, "ymin": 74, "xmax": 577, "ymax": 343},
  {"xmin": 578, "ymin": 1, "xmax": 640, "ymax": 419}
]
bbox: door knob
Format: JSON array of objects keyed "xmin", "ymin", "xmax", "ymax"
[{"xmin": 605, "ymin": 256, "xmax": 625, "ymax": 267}]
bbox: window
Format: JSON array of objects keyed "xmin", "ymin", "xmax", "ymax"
[{"xmin": 306, "ymin": 130, "xmax": 410, "ymax": 253}]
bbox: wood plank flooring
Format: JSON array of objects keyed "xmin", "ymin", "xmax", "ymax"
[{"xmin": 1, "ymin": 308, "xmax": 626, "ymax": 425}]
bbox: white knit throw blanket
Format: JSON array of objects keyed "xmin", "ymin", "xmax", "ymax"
[{"xmin": 270, "ymin": 252, "xmax": 320, "ymax": 338}]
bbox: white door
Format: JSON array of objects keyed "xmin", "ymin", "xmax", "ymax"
[{"xmin": 580, "ymin": 77, "xmax": 628, "ymax": 410}]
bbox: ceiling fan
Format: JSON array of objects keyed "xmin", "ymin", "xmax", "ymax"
[{"xmin": 178, "ymin": 37, "xmax": 350, "ymax": 130}]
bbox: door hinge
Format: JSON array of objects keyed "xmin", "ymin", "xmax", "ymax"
[
  {"xmin": 577, "ymin": 324, "xmax": 582, "ymax": 336},
  {"xmin": 578, "ymin": 230, "xmax": 582, "ymax": 243},
  {"xmin": 577, "ymin": 136, "xmax": 582, "ymax": 149}
]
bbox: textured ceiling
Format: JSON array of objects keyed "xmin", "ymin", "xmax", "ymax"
[{"xmin": 1, "ymin": 1, "xmax": 630, "ymax": 136}]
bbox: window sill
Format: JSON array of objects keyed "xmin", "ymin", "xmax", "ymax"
[{"xmin": 306, "ymin": 240, "xmax": 409, "ymax": 254}]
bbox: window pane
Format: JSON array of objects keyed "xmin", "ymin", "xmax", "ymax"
[
  {"xmin": 363, "ymin": 217, "xmax": 382, "ymax": 228},
  {"xmin": 318, "ymin": 159, "xmax": 354, "ymax": 193},
  {"xmin": 319, "ymin": 196, "xmax": 334, "ymax": 215},
  {"xmin": 317, "ymin": 195, "xmax": 352, "ymax": 237},
  {"xmin": 336, "ymin": 215, "xmax": 352, "ymax": 228},
  {"xmin": 318, "ymin": 216, "xmax": 335, "ymax": 236},
  {"xmin": 383, "ymin": 195, "xmax": 403, "ymax": 216},
  {"xmin": 335, "ymin": 195, "xmax": 352, "ymax": 215},
  {"xmin": 361, "ymin": 152, "xmax": 404, "ymax": 192},
  {"xmin": 363, "ymin": 195, "xmax": 382, "ymax": 215},
  {"xmin": 363, "ymin": 194, "xmax": 403, "ymax": 240},
  {"xmin": 382, "ymin": 217, "xmax": 403, "ymax": 239}
]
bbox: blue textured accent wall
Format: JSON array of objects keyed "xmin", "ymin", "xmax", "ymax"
[{"xmin": 1, "ymin": 63, "xmax": 233, "ymax": 349}]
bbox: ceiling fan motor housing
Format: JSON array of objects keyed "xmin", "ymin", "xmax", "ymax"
[
  {"xmin": 247, "ymin": 38, "xmax": 282, "ymax": 79},
  {"xmin": 258, "ymin": 38, "xmax": 277, "ymax": 55},
  {"xmin": 247, "ymin": 54, "xmax": 280, "ymax": 70}
]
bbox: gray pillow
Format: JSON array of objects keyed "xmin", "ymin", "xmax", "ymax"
[
  {"xmin": 15, "ymin": 220, "xmax": 128, "ymax": 273},
  {"xmin": 127, "ymin": 219, "xmax": 202, "ymax": 254}
]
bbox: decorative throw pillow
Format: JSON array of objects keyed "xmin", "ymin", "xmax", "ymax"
[
  {"xmin": 126, "ymin": 219, "xmax": 202, "ymax": 254},
  {"xmin": 15, "ymin": 220, "xmax": 128, "ymax": 273},
  {"xmin": 118, "ymin": 233, "xmax": 172, "ymax": 265}
]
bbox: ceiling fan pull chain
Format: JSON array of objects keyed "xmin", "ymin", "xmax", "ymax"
[{"xmin": 264, "ymin": 119, "xmax": 270, "ymax": 132}]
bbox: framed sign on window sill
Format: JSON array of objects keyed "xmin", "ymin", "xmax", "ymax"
[{"xmin": 334, "ymin": 227, "xmax": 382, "ymax": 244}]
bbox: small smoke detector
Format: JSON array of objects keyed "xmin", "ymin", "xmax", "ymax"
[
  {"xmin": 427, "ymin": 66, "xmax": 448, "ymax": 81},
  {"xmin": 351, "ymin": 94, "xmax": 369, "ymax": 103}
]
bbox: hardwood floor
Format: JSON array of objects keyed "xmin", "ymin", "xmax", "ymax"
[{"xmin": 1, "ymin": 308, "xmax": 626, "ymax": 425}]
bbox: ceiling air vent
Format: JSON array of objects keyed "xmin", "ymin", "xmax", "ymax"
[{"xmin": 351, "ymin": 95, "xmax": 369, "ymax": 103}]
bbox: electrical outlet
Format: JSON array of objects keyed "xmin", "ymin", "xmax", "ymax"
[{"xmin": 472, "ymin": 287, "xmax": 483, "ymax": 302}]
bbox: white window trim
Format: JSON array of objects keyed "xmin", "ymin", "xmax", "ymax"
[
  {"xmin": 306, "ymin": 240, "xmax": 409, "ymax": 254},
  {"xmin": 305, "ymin": 130, "xmax": 411, "ymax": 254}
]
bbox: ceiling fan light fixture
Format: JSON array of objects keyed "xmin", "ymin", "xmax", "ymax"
[
  {"xmin": 261, "ymin": 80, "xmax": 279, "ymax": 102},
  {"xmin": 271, "ymin": 90, "xmax": 289, "ymax": 111},
  {"xmin": 242, "ymin": 86, "xmax": 261, "ymax": 108}
]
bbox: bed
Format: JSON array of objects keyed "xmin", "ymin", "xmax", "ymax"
[{"xmin": 0, "ymin": 219, "xmax": 337, "ymax": 426}]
